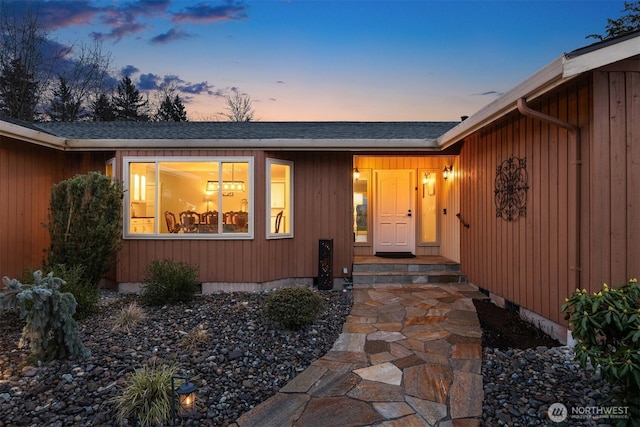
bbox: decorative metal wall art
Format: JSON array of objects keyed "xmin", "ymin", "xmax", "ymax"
[{"xmin": 494, "ymin": 157, "xmax": 529, "ymax": 221}]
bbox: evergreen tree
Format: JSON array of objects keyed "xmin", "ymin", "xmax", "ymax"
[
  {"xmin": 0, "ymin": 57, "xmax": 38, "ymax": 120},
  {"xmin": 156, "ymin": 94, "xmax": 187, "ymax": 121},
  {"xmin": 47, "ymin": 76, "xmax": 81, "ymax": 121},
  {"xmin": 588, "ymin": 1, "xmax": 640, "ymax": 40},
  {"xmin": 113, "ymin": 76, "xmax": 149, "ymax": 121},
  {"xmin": 91, "ymin": 92, "xmax": 116, "ymax": 121}
]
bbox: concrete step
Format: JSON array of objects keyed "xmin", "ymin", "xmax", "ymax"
[
  {"xmin": 352, "ymin": 270, "xmax": 467, "ymax": 286},
  {"xmin": 353, "ymin": 261, "xmax": 467, "ymax": 285},
  {"xmin": 352, "ymin": 262, "xmax": 461, "ymax": 274}
]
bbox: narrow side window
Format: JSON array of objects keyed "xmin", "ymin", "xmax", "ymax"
[{"xmin": 267, "ymin": 159, "xmax": 293, "ymax": 238}]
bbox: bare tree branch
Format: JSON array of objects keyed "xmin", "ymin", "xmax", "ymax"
[{"xmin": 222, "ymin": 91, "xmax": 255, "ymax": 122}]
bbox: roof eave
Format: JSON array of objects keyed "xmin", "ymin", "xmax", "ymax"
[
  {"xmin": 437, "ymin": 32, "xmax": 640, "ymax": 149},
  {"xmin": 563, "ymin": 34, "xmax": 640, "ymax": 77},
  {"xmin": 0, "ymin": 120, "xmax": 66, "ymax": 150},
  {"xmin": 64, "ymin": 138, "xmax": 441, "ymax": 151},
  {"xmin": 437, "ymin": 55, "xmax": 566, "ymax": 149}
]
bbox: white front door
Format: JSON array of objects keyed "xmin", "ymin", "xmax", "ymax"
[{"xmin": 374, "ymin": 170, "xmax": 415, "ymax": 254}]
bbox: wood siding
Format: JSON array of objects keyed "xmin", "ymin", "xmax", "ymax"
[
  {"xmin": 116, "ymin": 150, "xmax": 353, "ymax": 285},
  {"xmin": 460, "ymin": 61, "xmax": 640, "ymax": 327},
  {"xmin": 459, "ymin": 76, "xmax": 591, "ymax": 325},
  {"xmin": 590, "ymin": 60, "xmax": 640, "ymax": 288},
  {"xmin": 0, "ymin": 137, "xmax": 65, "ymax": 279}
]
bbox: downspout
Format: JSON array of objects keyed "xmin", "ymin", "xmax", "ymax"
[{"xmin": 516, "ymin": 98, "xmax": 582, "ymax": 292}]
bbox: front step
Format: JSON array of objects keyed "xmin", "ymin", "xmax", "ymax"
[{"xmin": 352, "ymin": 261, "xmax": 467, "ymax": 285}]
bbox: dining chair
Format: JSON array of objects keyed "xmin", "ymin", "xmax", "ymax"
[
  {"xmin": 164, "ymin": 211, "xmax": 181, "ymax": 233},
  {"xmin": 200, "ymin": 211, "xmax": 218, "ymax": 233},
  {"xmin": 179, "ymin": 210, "xmax": 199, "ymax": 233},
  {"xmin": 275, "ymin": 210, "xmax": 283, "ymax": 233}
]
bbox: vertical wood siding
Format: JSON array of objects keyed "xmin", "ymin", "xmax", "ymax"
[
  {"xmin": 115, "ymin": 150, "xmax": 353, "ymax": 285},
  {"xmin": 591, "ymin": 62, "xmax": 640, "ymax": 288},
  {"xmin": 459, "ymin": 76, "xmax": 591, "ymax": 325},
  {"xmin": 0, "ymin": 138, "xmax": 65, "ymax": 279}
]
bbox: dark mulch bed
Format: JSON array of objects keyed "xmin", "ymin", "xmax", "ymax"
[{"xmin": 473, "ymin": 298, "xmax": 561, "ymax": 349}]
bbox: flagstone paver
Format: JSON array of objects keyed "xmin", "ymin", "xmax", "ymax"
[{"xmin": 234, "ymin": 283, "xmax": 483, "ymax": 427}]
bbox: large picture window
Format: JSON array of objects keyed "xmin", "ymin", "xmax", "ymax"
[
  {"xmin": 124, "ymin": 157, "xmax": 253, "ymax": 238},
  {"xmin": 266, "ymin": 159, "xmax": 293, "ymax": 238}
]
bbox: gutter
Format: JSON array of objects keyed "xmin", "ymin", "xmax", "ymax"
[{"xmin": 516, "ymin": 98, "xmax": 582, "ymax": 292}]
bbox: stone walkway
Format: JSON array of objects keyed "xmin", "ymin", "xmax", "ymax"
[{"xmin": 235, "ymin": 283, "xmax": 485, "ymax": 427}]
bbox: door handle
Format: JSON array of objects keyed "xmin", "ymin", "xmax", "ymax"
[{"xmin": 407, "ymin": 209, "xmax": 412, "ymax": 217}]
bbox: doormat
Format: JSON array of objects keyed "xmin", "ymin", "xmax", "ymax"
[{"xmin": 375, "ymin": 252, "xmax": 416, "ymax": 259}]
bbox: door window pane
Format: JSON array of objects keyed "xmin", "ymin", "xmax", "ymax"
[
  {"xmin": 353, "ymin": 169, "xmax": 369, "ymax": 243},
  {"xmin": 420, "ymin": 170, "xmax": 437, "ymax": 242}
]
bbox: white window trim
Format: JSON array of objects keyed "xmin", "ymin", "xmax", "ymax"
[
  {"xmin": 123, "ymin": 156, "xmax": 254, "ymax": 240},
  {"xmin": 266, "ymin": 158, "xmax": 293, "ymax": 239}
]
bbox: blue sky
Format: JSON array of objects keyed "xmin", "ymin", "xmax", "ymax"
[{"xmin": 10, "ymin": 0, "xmax": 627, "ymax": 121}]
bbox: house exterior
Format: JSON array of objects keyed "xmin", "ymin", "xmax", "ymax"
[
  {"xmin": 0, "ymin": 31, "xmax": 638, "ymax": 343},
  {"xmin": 438, "ymin": 30, "xmax": 639, "ymax": 342}
]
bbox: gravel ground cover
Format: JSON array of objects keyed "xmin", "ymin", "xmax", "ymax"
[
  {"xmin": 0, "ymin": 289, "xmax": 622, "ymax": 427},
  {"xmin": 0, "ymin": 289, "xmax": 353, "ymax": 426},
  {"xmin": 476, "ymin": 299, "xmax": 616, "ymax": 427}
]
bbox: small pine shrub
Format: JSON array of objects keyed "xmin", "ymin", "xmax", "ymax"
[
  {"xmin": 112, "ymin": 302, "xmax": 146, "ymax": 333},
  {"xmin": 140, "ymin": 259, "xmax": 199, "ymax": 306},
  {"xmin": 18, "ymin": 265, "xmax": 98, "ymax": 320},
  {"xmin": 111, "ymin": 363, "xmax": 177, "ymax": 427},
  {"xmin": 0, "ymin": 271, "xmax": 89, "ymax": 361},
  {"xmin": 263, "ymin": 286, "xmax": 324, "ymax": 330}
]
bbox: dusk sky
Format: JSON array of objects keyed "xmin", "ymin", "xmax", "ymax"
[{"xmin": 11, "ymin": 0, "xmax": 627, "ymax": 121}]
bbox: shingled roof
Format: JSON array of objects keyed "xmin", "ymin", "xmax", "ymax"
[{"xmin": 32, "ymin": 121, "xmax": 459, "ymax": 141}]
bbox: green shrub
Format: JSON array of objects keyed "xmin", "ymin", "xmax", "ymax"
[
  {"xmin": 562, "ymin": 279, "xmax": 640, "ymax": 425},
  {"xmin": 0, "ymin": 271, "xmax": 89, "ymax": 361},
  {"xmin": 111, "ymin": 363, "xmax": 177, "ymax": 427},
  {"xmin": 140, "ymin": 259, "xmax": 199, "ymax": 306},
  {"xmin": 46, "ymin": 172, "xmax": 123, "ymax": 287},
  {"xmin": 264, "ymin": 286, "xmax": 324, "ymax": 330},
  {"xmin": 53, "ymin": 264, "xmax": 99, "ymax": 320}
]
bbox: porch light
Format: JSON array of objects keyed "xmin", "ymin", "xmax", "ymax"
[
  {"xmin": 171, "ymin": 375, "xmax": 197, "ymax": 425},
  {"xmin": 443, "ymin": 165, "xmax": 453, "ymax": 181},
  {"xmin": 353, "ymin": 167, "xmax": 360, "ymax": 181}
]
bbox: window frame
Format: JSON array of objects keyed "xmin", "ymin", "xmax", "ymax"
[
  {"xmin": 418, "ymin": 167, "xmax": 439, "ymax": 246},
  {"xmin": 123, "ymin": 156, "xmax": 254, "ymax": 240},
  {"xmin": 266, "ymin": 158, "xmax": 293, "ymax": 239}
]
